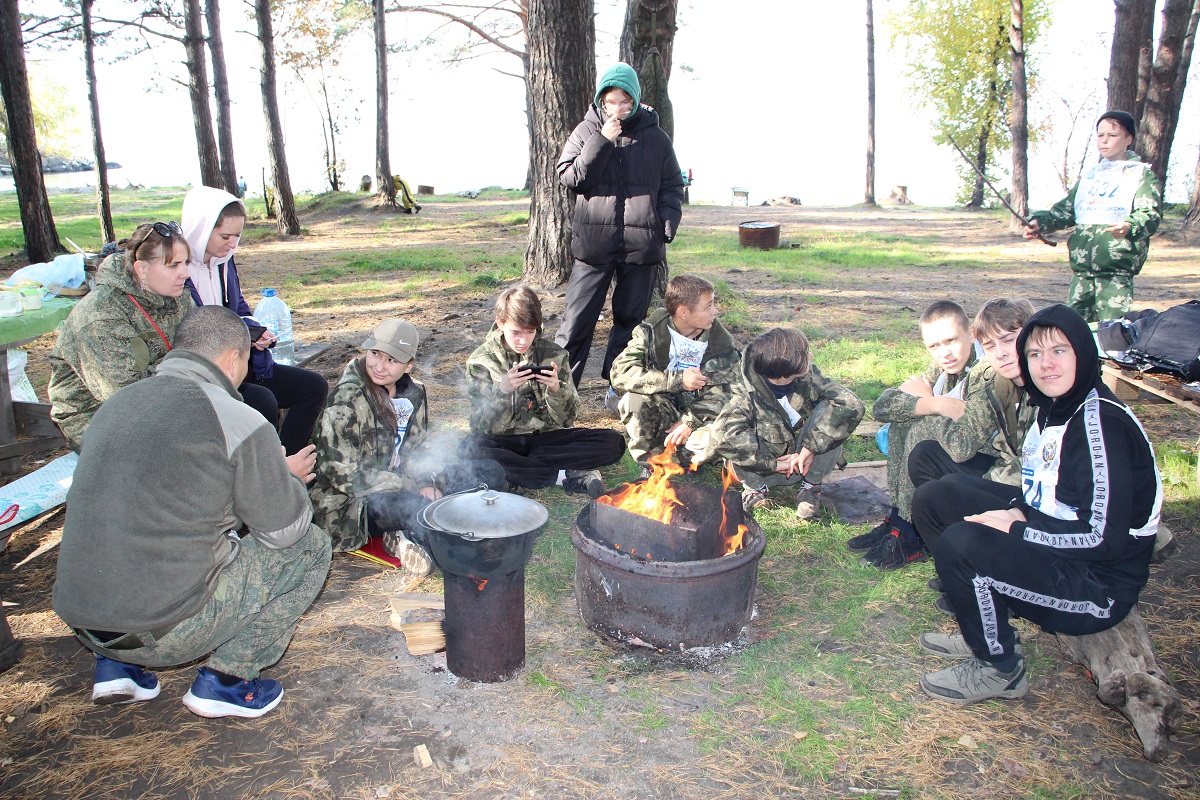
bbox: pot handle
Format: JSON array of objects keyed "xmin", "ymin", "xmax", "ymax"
[{"xmin": 417, "ymin": 483, "xmax": 493, "ymax": 540}]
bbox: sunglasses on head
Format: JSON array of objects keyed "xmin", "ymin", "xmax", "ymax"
[{"xmin": 133, "ymin": 221, "xmax": 183, "ymax": 260}]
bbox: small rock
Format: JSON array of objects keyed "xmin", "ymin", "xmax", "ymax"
[
  {"xmin": 440, "ymin": 313, "xmax": 460, "ymax": 321},
  {"xmin": 1090, "ymin": 752, "xmax": 1103, "ymax": 766},
  {"xmin": 957, "ymin": 735, "xmax": 978, "ymax": 749},
  {"xmin": 1001, "ymin": 758, "xmax": 1029, "ymax": 778}
]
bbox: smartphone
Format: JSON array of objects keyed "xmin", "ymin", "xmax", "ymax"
[
  {"xmin": 520, "ymin": 364, "xmax": 553, "ymax": 376},
  {"xmin": 247, "ymin": 324, "xmax": 268, "ymax": 342}
]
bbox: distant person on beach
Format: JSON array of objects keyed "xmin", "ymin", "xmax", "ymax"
[
  {"xmin": 555, "ymin": 63, "xmax": 685, "ymax": 403},
  {"xmin": 1024, "ymin": 111, "xmax": 1162, "ymax": 322}
]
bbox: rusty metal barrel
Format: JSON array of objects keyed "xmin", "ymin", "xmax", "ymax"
[{"xmin": 738, "ymin": 221, "xmax": 780, "ymax": 250}]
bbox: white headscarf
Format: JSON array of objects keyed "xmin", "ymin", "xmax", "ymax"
[{"xmin": 181, "ymin": 186, "xmax": 244, "ymax": 307}]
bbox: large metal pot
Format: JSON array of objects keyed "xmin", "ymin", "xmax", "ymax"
[{"xmin": 417, "ymin": 489, "xmax": 548, "ymax": 578}]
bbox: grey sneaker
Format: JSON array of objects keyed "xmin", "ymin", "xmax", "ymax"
[
  {"xmin": 920, "ymin": 632, "xmax": 1024, "ymax": 659},
  {"xmin": 565, "ymin": 469, "xmax": 605, "ymax": 499},
  {"xmin": 603, "ymin": 387, "xmax": 621, "ymax": 414},
  {"xmin": 795, "ymin": 486, "xmax": 820, "ymax": 520},
  {"xmin": 742, "ymin": 485, "xmax": 770, "ymax": 513},
  {"xmin": 383, "ymin": 531, "xmax": 435, "ymax": 578},
  {"xmin": 920, "ymin": 657, "xmax": 1028, "ymax": 705}
]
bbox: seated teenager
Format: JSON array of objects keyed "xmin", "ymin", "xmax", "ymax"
[
  {"xmin": 458, "ymin": 284, "xmax": 626, "ymax": 498},
  {"xmin": 609, "ymin": 274, "xmax": 740, "ymax": 473},
  {"xmin": 182, "ymin": 186, "xmax": 328, "ymax": 455},
  {"xmin": 309, "ymin": 319, "xmax": 506, "ymax": 576},
  {"xmin": 916, "ymin": 304, "xmax": 1162, "ymax": 705},
  {"xmin": 53, "ymin": 306, "xmax": 330, "ymax": 719},
  {"xmin": 850, "ymin": 300, "xmax": 980, "ymax": 569},
  {"xmin": 712, "ymin": 327, "xmax": 865, "ymax": 519}
]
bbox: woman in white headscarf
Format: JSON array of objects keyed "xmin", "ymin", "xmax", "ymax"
[{"xmin": 181, "ymin": 187, "xmax": 328, "ymax": 454}]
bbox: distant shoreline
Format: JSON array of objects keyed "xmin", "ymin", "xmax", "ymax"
[{"xmin": 0, "ymin": 157, "xmax": 122, "ymax": 177}]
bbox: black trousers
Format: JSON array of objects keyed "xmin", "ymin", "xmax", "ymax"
[
  {"xmin": 907, "ymin": 439, "xmax": 998, "ymax": 492},
  {"xmin": 554, "ymin": 259, "xmax": 658, "ymax": 386},
  {"xmin": 927, "ymin": 475, "xmax": 1133, "ymax": 669},
  {"xmin": 365, "ymin": 458, "xmax": 508, "ymax": 541},
  {"xmin": 457, "ymin": 428, "xmax": 626, "ymax": 488},
  {"xmin": 240, "ymin": 364, "xmax": 329, "ymax": 455}
]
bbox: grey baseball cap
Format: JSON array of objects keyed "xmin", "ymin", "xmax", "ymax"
[{"xmin": 363, "ymin": 319, "xmax": 419, "ymax": 362}]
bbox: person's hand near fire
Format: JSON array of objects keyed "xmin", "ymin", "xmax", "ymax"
[
  {"xmin": 776, "ymin": 447, "xmax": 814, "ymax": 478},
  {"xmin": 498, "ymin": 362, "xmax": 561, "ymax": 394}
]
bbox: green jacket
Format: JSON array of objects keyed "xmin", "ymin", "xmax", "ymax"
[
  {"xmin": 49, "ymin": 252, "xmax": 196, "ymax": 450},
  {"xmin": 938, "ymin": 365, "xmax": 1035, "ymax": 487},
  {"xmin": 713, "ymin": 357, "xmax": 865, "ymax": 475},
  {"xmin": 609, "ymin": 308, "xmax": 741, "ymax": 429},
  {"xmin": 466, "ymin": 325, "xmax": 577, "ymax": 435},
  {"xmin": 309, "ymin": 359, "xmax": 429, "ymax": 552},
  {"xmin": 872, "ymin": 351, "xmax": 978, "ymax": 425},
  {"xmin": 1029, "ymin": 151, "xmax": 1162, "ymax": 277}
]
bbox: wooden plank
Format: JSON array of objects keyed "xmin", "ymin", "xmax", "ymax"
[
  {"xmin": 0, "ymin": 436, "xmax": 66, "ymax": 462},
  {"xmin": 293, "ymin": 341, "xmax": 330, "ymax": 368},
  {"xmin": 12, "ymin": 402, "xmax": 65, "ymax": 442},
  {"xmin": 1101, "ymin": 364, "xmax": 1200, "ymax": 413}
]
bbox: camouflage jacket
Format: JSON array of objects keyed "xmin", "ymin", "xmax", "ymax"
[
  {"xmin": 608, "ymin": 308, "xmax": 741, "ymax": 429},
  {"xmin": 309, "ymin": 359, "xmax": 429, "ymax": 552},
  {"xmin": 1029, "ymin": 151, "xmax": 1162, "ymax": 277},
  {"xmin": 49, "ymin": 252, "xmax": 196, "ymax": 450},
  {"xmin": 938, "ymin": 365, "xmax": 1035, "ymax": 486},
  {"xmin": 466, "ymin": 325, "xmax": 577, "ymax": 435},
  {"xmin": 872, "ymin": 349, "xmax": 979, "ymax": 424},
  {"xmin": 713, "ymin": 358, "xmax": 865, "ymax": 475}
]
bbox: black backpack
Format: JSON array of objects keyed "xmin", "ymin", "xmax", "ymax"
[{"xmin": 1114, "ymin": 301, "xmax": 1200, "ymax": 382}]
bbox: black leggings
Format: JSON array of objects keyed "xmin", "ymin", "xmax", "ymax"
[{"xmin": 240, "ymin": 364, "xmax": 329, "ymax": 455}]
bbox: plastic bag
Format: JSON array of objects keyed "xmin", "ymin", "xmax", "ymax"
[
  {"xmin": 7, "ymin": 350, "xmax": 38, "ymax": 403},
  {"xmin": 5, "ymin": 253, "xmax": 87, "ymax": 295}
]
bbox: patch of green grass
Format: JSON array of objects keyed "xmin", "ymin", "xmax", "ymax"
[
  {"xmin": 524, "ymin": 670, "xmax": 596, "ymax": 714},
  {"xmin": 0, "ymin": 188, "xmax": 189, "ymax": 255},
  {"xmin": 471, "ymin": 267, "xmax": 522, "ymax": 288},
  {"xmin": 483, "ymin": 211, "xmax": 529, "ymax": 227},
  {"xmin": 310, "ymin": 247, "xmax": 515, "ymax": 282},
  {"xmin": 813, "ymin": 336, "xmax": 928, "ymax": 409}
]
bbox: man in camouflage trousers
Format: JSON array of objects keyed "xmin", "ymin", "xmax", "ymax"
[
  {"xmin": 53, "ymin": 307, "xmax": 329, "ymax": 720},
  {"xmin": 609, "ymin": 274, "xmax": 740, "ymax": 470},
  {"xmin": 709, "ymin": 327, "xmax": 864, "ymax": 520}
]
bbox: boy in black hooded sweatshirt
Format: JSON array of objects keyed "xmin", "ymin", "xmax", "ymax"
[{"xmin": 915, "ymin": 304, "xmax": 1162, "ymax": 705}]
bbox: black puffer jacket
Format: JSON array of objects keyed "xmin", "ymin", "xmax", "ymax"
[{"xmin": 557, "ymin": 104, "xmax": 684, "ymax": 267}]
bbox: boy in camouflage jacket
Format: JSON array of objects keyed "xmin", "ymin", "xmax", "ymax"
[
  {"xmin": 459, "ymin": 285, "xmax": 626, "ymax": 497},
  {"xmin": 609, "ymin": 274, "xmax": 740, "ymax": 468},
  {"xmin": 711, "ymin": 327, "xmax": 864, "ymax": 519},
  {"xmin": 1026, "ymin": 111, "xmax": 1162, "ymax": 322}
]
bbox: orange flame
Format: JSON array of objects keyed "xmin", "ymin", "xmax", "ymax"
[
  {"xmin": 719, "ymin": 463, "xmax": 747, "ymax": 556},
  {"xmin": 596, "ymin": 443, "xmax": 686, "ymax": 524},
  {"xmin": 471, "ymin": 577, "xmax": 488, "ymax": 592}
]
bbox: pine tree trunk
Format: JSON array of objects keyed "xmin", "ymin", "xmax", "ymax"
[
  {"xmin": 1137, "ymin": 0, "xmax": 1194, "ymax": 185},
  {"xmin": 969, "ymin": 126, "xmax": 989, "ymax": 209},
  {"xmin": 374, "ymin": 0, "xmax": 396, "ymax": 205},
  {"xmin": 1184, "ymin": 147, "xmax": 1200, "ymax": 227},
  {"xmin": 1135, "ymin": 0, "xmax": 1157, "ymax": 121},
  {"xmin": 207, "ymin": 0, "xmax": 239, "ymax": 195},
  {"xmin": 184, "ymin": 0, "xmax": 222, "ymax": 188},
  {"xmin": 0, "ymin": 0, "xmax": 60, "ymax": 263},
  {"xmin": 619, "ymin": 0, "xmax": 677, "ymax": 81},
  {"xmin": 1110, "ymin": 0, "xmax": 1153, "ymax": 112},
  {"xmin": 865, "ymin": 0, "xmax": 876, "ymax": 206},
  {"xmin": 1008, "ymin": 0, "xmax": 1029, "ymax": 232},
  {"xmin": 524, "ymin": 2, "xmax": 595, "ymax": 287},
  {"xmin": 81, "ymin": 0, "xmax": 114, "ymax": 244},
  {"xmin": 1169, "ymin": 2, "xmax": 1199, "ymax": 129},
  {"xmin": 255, "ymin": 0, "xmax": 300, "ymax": 234}
]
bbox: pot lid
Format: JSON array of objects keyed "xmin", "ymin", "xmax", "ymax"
[{"xmin": 425, "ymin": 490, "xmax": 549, "ymax": 539}]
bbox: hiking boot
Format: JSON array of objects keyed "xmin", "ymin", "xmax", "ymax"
[
  {"xmin": 927, "ymin": 577, "xmax": 943, "ymax": 593},
  {"xmin": 846, "ymin": 516, "xmax": 893, "ymax": 554},
  {"xmin": 920, "ymin": 632, "xmax": 1024, "ymax": 659},
  {"xmin": 603, "ymin": 387, "xmax": 620, "ymax": 415},
  {"xmin": 182, "ymin": 667, "xmax": 284, "ymax": 719},
  {"xmin": 92, "ymin": 655, "xmax": 161, "ymax": 705},
  {"xmin": 859, "ymin": 528, "xmax": 928, "ymax": 570},
  {"xmin": 383, "ymin": 530, "xmax": 436, "ymax": 578},
  {"xmin": 935, "ymin": 594, "xmax": 955, "ymax": 617},
  {"xmin": 741, "ymin": 485, "xmax": 770, "ymax": 514},
  {"xmin": 636, "ymin": 463, "xmax": 651, "ymax": 481},
  {"xmin": 920, "ymin": 657, "xmax": 1028, "ymax": 705},
  {"xmin": 565, "ymin": 469, "xmax": 605, "ymax": 499},
  {"xmin": 795, "ymin": 486, "xmax": 821, "ymax": 520}
]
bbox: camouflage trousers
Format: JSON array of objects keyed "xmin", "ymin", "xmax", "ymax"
[
  {"xmin": 1068, "ymin": 271, "xmax": 1133, "ymax": 323},
  {"xmin": 886, "ymin": 414, "xmax": 954, "ymax": 520},
  {"xmin": 618, "ymin": 391, "xmax": 688, "ymax": 463},
  {"xmin": 729, "ymin": 445, "xmax": 843, "ymax": 493},
  {"xmin": 77, "ymin": 524, "xmax": 332, "ymax": 680}
]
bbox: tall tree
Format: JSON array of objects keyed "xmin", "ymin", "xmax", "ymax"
[
  {"xmin": 619, "ymin": 1, "xmax": 678, "ymax": 139},
  {"xmin": 523, "ymin": 0, "xmax": 594, "ymax": 287},
  {"xmin": 206, "ymin": 0, "xmax": 239, "ymax": 195},
  {"xmin": 1135, "ymin": 1, "xmax": 1156, "ymax": 120},
  {"xmin": 865, "ymin": 0, "xmax": 876, "ymax": 206},
  {"xmin": 374, "ymin": 0, "xmax": 395, "ymax": 205},
  {"xmin": 182, "ymin": 0, "xmax": 222, "ymax": 187},
  {"xmin": 254, "ymin": 0, "xmax": 300, "ymax": 233},
  {"xmin": 0, "ymin": 0, "xmax": 61, "ymax": 262},
  {"xmin": 81, "ymin": 0, "xmax": 114, "ymax": 244},
  {"xmin": 1009, "ymin": 0, "xmax": 1029, "ymax": 232},
  {"xmin": 1136, "ymin": 0, "xmax": 1196, "ymax": 185},
  {"xmin": 1184, "ymin": 147, "xmax": 1200, "ymax": 227},
  {"xmin": 1109, "ymin": 0, "xmax": 1154, "ymax": 112}
]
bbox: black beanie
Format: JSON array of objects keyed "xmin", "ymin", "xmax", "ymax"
[{"xmin": 1097, "ymin": 110, "xmax": 1137, "ymax": 139}]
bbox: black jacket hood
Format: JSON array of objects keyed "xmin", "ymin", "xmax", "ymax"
[{"xmin": 1017, "ymin": 303, "xmax": 1113, "ymax": 425}]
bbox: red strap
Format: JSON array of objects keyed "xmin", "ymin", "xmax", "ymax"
[{"xmin": 126, "ymin": 294, "xmax": 172, "ymax": 352}]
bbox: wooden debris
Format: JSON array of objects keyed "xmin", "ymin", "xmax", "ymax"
[
  {"xmin": 389, "ymin": 593, "xmax": 445, "ymax": 614},
  {"xmin": 413, "ymin": 744, "xmax": 433, "ymax": 768}
]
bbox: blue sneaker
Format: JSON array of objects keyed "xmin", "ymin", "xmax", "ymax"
[
  {"xmin": 182, "ymin": 667, "xmax": 284, "ymax": 719},
  {"xmin": 92, "ymin": 655, "xmax": 161, "ymax": 705}
]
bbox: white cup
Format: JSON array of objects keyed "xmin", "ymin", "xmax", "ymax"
[{"xmin": 0, "ymin": 292, "xmax": 22, "ymax": 316}]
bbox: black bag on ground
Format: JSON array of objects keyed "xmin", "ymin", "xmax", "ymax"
[{"xmin": 1120, "ymin": 301, "xmax": 1200, "ymax": 381}]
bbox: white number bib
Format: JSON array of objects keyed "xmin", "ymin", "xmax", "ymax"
[{"xmin": 1074, "ymin": 160, "xmax": 1148, "ymax": 226}]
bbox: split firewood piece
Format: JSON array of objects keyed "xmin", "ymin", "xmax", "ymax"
[
  {"xmin": 413, "ymin": 744, "xmax": 434, "ymax": 768},
  {"xmin": 389, "ymin": 592, "xmax": 445, "ymax": 614},
  {"xmin": 1056, "ymin": 606, "xmax": 1183, "ymax": 761}
]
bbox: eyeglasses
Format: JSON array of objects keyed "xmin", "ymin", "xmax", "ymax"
[
  {"xmin": 603, "ymin": 99, "xmax": 635, "ymax": 110},
  {"xmin": 132, "ymin": 221, "xmax": 183, "ymax": 260}
]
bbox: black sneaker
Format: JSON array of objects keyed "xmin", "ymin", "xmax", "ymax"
[
  {"xmin": 846, "ymin": 517, "xmax": 893, "ymax": 553},
  {"xmin": 935, "ymin": 594, "xmax": 955, "ymax": 616},
  {"xmin": 928, "ymin": 577, "xmax": 943, "ymax": 593},
  {"xmin": 564, "ymin": 469, "xmax": 605, "ymax": 499},
  {"xmin": 859, "ymin": 529, "xmax": 928, "ymax": 571}
]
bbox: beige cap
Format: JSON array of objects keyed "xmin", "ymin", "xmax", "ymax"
[{"xmin": 363, "ymin": 319, "xmax": 419, "ymax": 362}]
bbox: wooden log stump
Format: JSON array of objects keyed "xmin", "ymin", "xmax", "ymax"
[
  {"xmin": 0, "ymin": 592, "xmax": 20, "ymax": 673},
  {"xmin": 1056, "ymin": 607, "xmax": 1182, "ymax": 761}
]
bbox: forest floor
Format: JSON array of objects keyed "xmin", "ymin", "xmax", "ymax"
[{"xmin": 0, "ymin": 193, "xmax": 1198, "ymax": 799}]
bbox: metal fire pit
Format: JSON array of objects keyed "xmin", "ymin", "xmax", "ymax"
[{"xmin": 573, "ymin": 484, "xmax": 766, "ymax": 650}]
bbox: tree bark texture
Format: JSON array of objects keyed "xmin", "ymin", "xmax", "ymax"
[
  {"xmin": 619, "ymin": 0, "xmax": 677, "ymax": 81},
  {"xmin": 524, "ymin": 0, "xmax": 595, "ymax": 288},
  {"xmin": 1185, "ymin": 146, "xmax": 1200, "ymax": 227},
  {"xmin": 636, "ymin": 48, "xmax": 673, "ymax": 141},
  {"xmin": 1008, "ymin": 0, "xmax": 1029, "ymax": 232},
  {"xmin": 969, "ymin": 122, "xmax": 990, "ymax": 208},
  {"xmin": 1135, "ymin": 0, "xmax": 1156, "ymax": 120},
  {"xmin": 865, "ymin": 0, "xmax": 876, "ymax": 206},
  {"xmin": 1136, "ymin": 0, "xmax": 1195, "ymax": 185},
  {"xmin": 1109, "ymin": 0, "xmax": 1153, "ymax": 112},
  {"xmin": 1170, "ymin": 1, "xmax": 1199, "ymax": 124},
  {"xmin": 206, "ymin": 0, "xmax": 239, "ymax": 196},
  {"xmin": 374, "ymin": 0, "xmax": 396, "ymax": 205},
  {"xmin": 0, "ymin": 0, "xmax": 60, "ymax": 263},
  {"xmin": 255, "ymin": 0, "xmax": 300, "ymax": 234},
  {"xmin": 184, "ymin": 0, "xmax": 222, "ymax": 188},
  {"xmin": 81, "ymin": 0, "xmax": 114, "ymax": 245}
]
